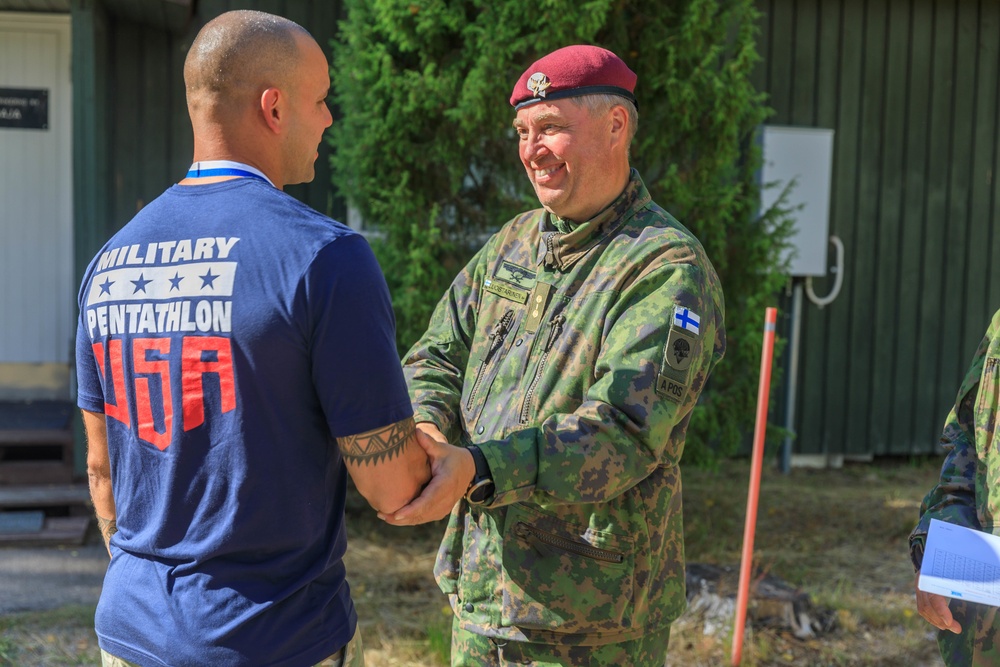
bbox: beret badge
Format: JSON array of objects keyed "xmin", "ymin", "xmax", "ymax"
[
  {"xmin": 510, "ymin": 45, "xmax": 637, "ymax": 110},
  {"xmin": 527, "ymin": 72, "xmax": 551, "ymax": 98}
]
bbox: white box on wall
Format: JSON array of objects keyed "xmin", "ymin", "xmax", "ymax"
[{"xmin": 760, "ymin": 126, "xmax": 835, "ymax": 278}]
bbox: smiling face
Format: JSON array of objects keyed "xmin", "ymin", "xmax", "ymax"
[{"xmin": 514, "ymin": 98, "xmax": 627, "ymax": 223}]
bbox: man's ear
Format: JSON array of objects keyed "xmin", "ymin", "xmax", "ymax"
[
  {"xmin": 260, "ymin": 87, "xmax": 282, "ymax": 134},
  {"xmin": 608, "ymin": 104, "xmax": 627, "ymax": 148}
]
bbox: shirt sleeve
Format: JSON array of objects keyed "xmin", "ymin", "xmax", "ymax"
[
  {"xmin": 76, "ymin": 269, "xmax": 106, "ymax": 414},
  {"xmin": 481, "ymin": 260, "xmax": 725, "ymax": 507},
  {"xmin": 305, "ymin": 234, "xmax": 413, "ymax": 438},
  {"xmin": 909, "ymin": 312, "xmax": 998, "ymax": 569},
  {"xmin": 402, "ymin": 242, "xmax": 492, "ymax": 446}
]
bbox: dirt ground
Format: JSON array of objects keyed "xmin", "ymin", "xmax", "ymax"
[
  {"xmin": 0, "ymin": 458, "xmax": 946, "ymax": 666},
  {"xmin": 344, "ymin": 458, "xmax": 946, "ymax": 667}
]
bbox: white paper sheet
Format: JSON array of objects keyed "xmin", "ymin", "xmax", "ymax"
[{"xmin": 918, "ymin": 518, "xmax": 1000, "ymax": 606}]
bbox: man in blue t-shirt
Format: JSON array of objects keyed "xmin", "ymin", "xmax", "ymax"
[{"xmin": 76, "ymin": 11, "xmax": 430, "ymax": 667}]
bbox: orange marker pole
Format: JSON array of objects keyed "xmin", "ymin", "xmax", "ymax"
[{"xmin": 730, "ymin": 307, "xmax": 778, "ymax": 666}]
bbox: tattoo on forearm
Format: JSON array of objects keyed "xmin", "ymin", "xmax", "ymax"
[
  {"xmin": 338, "ymin": 420, "xmax": 414, "ymax": 466},
  {"xmin": 96, "ymin": 514, "xmax": 117, "ymax": 549}
]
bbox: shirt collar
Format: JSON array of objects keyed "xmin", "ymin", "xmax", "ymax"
[{"xmin": 537, "ymin": 169, "xmax": 651, "ymax": 270}]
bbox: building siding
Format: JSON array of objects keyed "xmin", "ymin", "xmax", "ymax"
[
  {"xmin": 73, "ymin": 0, "xmax": 345, "ymax": 293},
  {"xmin": 757, "ymin": 0, "xmax": 1000, "ymax": 456}
]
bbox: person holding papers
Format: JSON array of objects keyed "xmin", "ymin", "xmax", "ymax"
[{"xmin": 911, "ymin": 308, "xmax": 1000, "ymax": 664}]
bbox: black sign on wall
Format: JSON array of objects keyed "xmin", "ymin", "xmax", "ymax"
[{"xmin": 0, "ymin": 88, "xmax": 49, "ymax": 130}]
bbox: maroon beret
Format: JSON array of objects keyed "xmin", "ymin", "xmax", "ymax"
[{"xmin": 509, "ymin": 45, "xmax": 637, "ymax": 110}]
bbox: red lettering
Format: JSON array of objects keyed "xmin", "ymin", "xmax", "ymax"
[
  {"xmin": 181, "ymin": 336, "xmax": 236, "ymax": 431},
  {"xmin": 91, "ymin": 340, "xmax": 131, "ymax": 427},
  {"xmin": 133, "ymin": 338, "xmax": 173, "ymax": 450},
  {"xmin": 91, "ymin": 335, "xmax": 236, "ymax": 450}
]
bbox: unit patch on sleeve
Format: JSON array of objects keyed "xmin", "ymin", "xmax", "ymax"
[
  {"xmin": 656, "ymin": 374, "xmax": 687, "ymax": 404},
  {"xmin": 658, "ymin": 309, "xmax": 702, "ymax": 403},
  {"xmin": 665, "ymin": 328, "xmax": 694, "ymax": 372}
]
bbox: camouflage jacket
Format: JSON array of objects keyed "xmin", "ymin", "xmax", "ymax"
[
  {"xmin": 403, "ymin": 171, "xmax": 726, "ymax": 646},
  {"xmin": 911, "ymin": 309, "xmax": 1000, "ymax": 665},
  {"xmin": 912, "ymin": 309, "xmax": 1000, "ymax": 548}
]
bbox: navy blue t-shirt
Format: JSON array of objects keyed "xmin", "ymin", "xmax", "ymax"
[{"xmin": 76, "ymin": 179, "xmax": 412, "ymax": 667}]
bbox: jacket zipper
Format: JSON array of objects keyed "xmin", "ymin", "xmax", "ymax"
[
  {"xmin": 466, "ymin": 309, "xmax": 515, "ymax": 410},
  {"xmin": 543, "ymin": 232, "xmax": 559, "ymax": 268},
  {"xmin": 519, "ymin": 315, "xmax": 564, "ymax": 424},
  {"xmin": 514, "ymin": 521, "xmax": 625, "ymax": 564}
]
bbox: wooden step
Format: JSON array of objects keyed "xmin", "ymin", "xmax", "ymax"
[
  {"xmin": 0, "ymin": 516, "xmax": 90, "ymax": 547},
  {"xmin": 0, "ymin": 461, "xmax": 75, "ymax": 485},
  {"xmin": 0, "ymin": 483, "xmax": 90, "ymax": 509},
  {"xmin": 0, "ymin": 429, "xmax": 73, "ymax": 446},
  {"xmin": 0, "ymin": 483, "xmax": 93, "ymax": 547},
  {"xmin": 0, "ymin": 400, "xmax": 74, "ymax": 429},
  {"xmin": 0, "ymin": 401, "xmax": 77, "ymax": 485}
]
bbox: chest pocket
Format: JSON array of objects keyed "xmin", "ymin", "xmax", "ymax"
[
  {"xmin": 462, "ymin": 308, "xmax": 520, "ymax": 431},
  {"xmin": 517, "ymin": 314, "xmax": 565, "ymax": 425}
]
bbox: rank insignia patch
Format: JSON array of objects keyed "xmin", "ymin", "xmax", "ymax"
[{"xmin": 494, "ymin": 261, "xmax": 537, "ymax": 289}]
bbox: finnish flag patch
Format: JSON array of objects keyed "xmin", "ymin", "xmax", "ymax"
[{"xmin": 672, "ymin": 306, "xmax": 701, "ymax": 336}]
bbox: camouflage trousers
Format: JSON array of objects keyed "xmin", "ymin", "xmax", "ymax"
[
  {"xmin": 938, "ymin": 600, "xmax": 1000, "ymax": 666},
  {"xmin": 450, "ymin": 618, "xmax": 670, "ymax": 667},
  {"xmin": 99, "ymin": 626, "xmax": 365, "ymax": 667}
]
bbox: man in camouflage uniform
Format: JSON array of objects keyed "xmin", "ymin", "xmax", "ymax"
[
  {"xmin": 382, "ymin": 45, "xmax": 726, "ymax": 665},
  {"xmin": 911, "ymin": 308, "xmax": 1000, "ymax": 665}
]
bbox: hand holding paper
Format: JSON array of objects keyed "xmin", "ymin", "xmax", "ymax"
[{"xmin": 918, "ymin": 519, "xmax": 1000, "ymax": 609}]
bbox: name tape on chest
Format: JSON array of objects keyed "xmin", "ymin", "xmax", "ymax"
[{"xmin": 484, "ymin": 279, "xmax": 529, "ymax": 304}]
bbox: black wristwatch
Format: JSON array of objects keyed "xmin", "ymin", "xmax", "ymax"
[{"xmin": 464, "ymin": 445, "xmax": 494, "ymax": 504}]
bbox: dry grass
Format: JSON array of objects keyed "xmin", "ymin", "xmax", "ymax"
[
  {"xmin": 341, "ymin": 517, "xmax": 451, "ymax": 667},
  {"xmin": 348, "ymin": 458, "xmax": 945, "ymax": 666},
  {"xmin": 0, "ymin": 459, "xmax": 946, "ymax": 666},
  {"xmin": 669, "ymin": 458, "xmax": 943, "ymax": 667},
  {"xmin": 0, "ymin": 606, "xmax": 100, "ymax": 666}
]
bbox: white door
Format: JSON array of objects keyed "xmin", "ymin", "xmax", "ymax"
[{"xmin": 0, "ymin": 12, "xmax": 73, "ymax": 399}]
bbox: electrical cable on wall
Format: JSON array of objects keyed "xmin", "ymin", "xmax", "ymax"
[{"xmin": 804, "ymin": 236, "xmax": 844, "ymax": 308}]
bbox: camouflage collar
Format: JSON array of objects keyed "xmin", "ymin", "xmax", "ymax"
[{"xmin": 538, "ymin": 169, "xmax": 652, "ymax": 271}]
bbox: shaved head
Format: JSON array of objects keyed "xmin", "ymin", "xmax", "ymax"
[
  {"xmin": 182, "ymin": 10, "xmax": 332, "ymax": 189},
  {"xmin": 184, "ymin": 10, "xmax": 311, "ymax": 115}
]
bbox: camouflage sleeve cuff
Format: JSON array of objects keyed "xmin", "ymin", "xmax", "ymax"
[
  {"xmin": 477, "ymin": 429, "xmax": 540, "ymax": 507},
  {"xmin": 411, "ymin": 408, "xmax": 457, "ymax": 445},
  {"xmin": 909, "ymin": 535, "xmax": 925, "ymax": 573}
]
